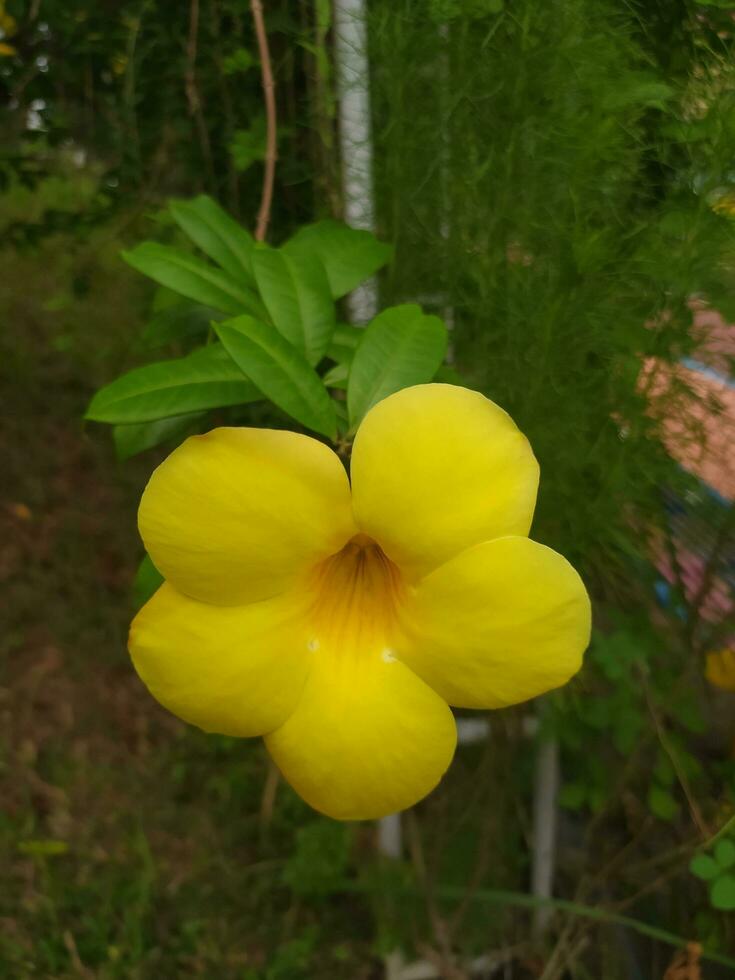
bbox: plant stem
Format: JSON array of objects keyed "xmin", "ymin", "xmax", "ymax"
[{"xmin": 250, "ymin": 0, "xmax": 277, "ymax": 242}]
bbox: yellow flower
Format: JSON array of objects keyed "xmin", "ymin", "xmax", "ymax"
[
  {"xmin": 706, "ymin": 647, "xmax": 735, "ymax": 692},
  {"xmin": 129, "ymin": 384, "xmax": 591, "ymax": 820}
]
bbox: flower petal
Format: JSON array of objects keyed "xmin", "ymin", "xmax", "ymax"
[
  {"xmin": 706, "ymin": 648, "xmax": 735, "ymax": 692},
  {"xmin": 350, "ymin": 384, "xmax": 539, "ymax": 579},
  {"xmin": 139, "ymin": 427, "xmax": 356, "ymax": 604},
  {"xmin": 399, "ymin": 536, "xmax": 591, "ymax": 708},
  {"xmin": 129, "ymin": 582, "xmax": 312, "ymax": 736},
  {"xmin": 265, "ymin": 647, "xmax": 457, "ymax": 820}
]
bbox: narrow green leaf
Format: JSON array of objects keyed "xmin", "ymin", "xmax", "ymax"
[
  {"xmin": 133, "ymin": 554, "xmax": 164, "ymax": 610},
  {"xmin": 347, "ymin": 304, "xmax": 448, "ymax": 427},
  {"xmin": 252, "ymin": 245, "xmax": 335, "ymax": 364},
  {"xmin": 690, "ymin": 854, "xmax": 721, "ymax": 881},
  {"xmin": 215, "ymin": 316, "xmax": 336, "ymax": 439},
  {"xmin": 285, "ymin": 220, "xmax": 393, "ymax": 298},
  {"xmin": 113, "ymin": 412, "xmax": 206, "ymax": 460},
  {"xmin": 85, "ymin": 344, "xmax": 260, "ymax": 423},
  {"xmin": 710, "ymin": 874, "xmax": 735, "ymax": 911},
  {"xmin": 123, "ymin": 243, "xmax": 263, "ymax": 317},
  {"xmin": 169, "ymin": 195, "xmax": 255, "ymax": 280}
]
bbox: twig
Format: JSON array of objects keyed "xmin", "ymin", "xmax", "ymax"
[{"xmin": 251, "ymin": 0, "xmax": 277, "ymax": 241}]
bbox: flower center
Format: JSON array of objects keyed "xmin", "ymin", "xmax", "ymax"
[{"xmin": 308, "ymin": 534, "xmax": 404, "ymax": 657}]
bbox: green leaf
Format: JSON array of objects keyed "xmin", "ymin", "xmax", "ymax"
[
  {"xmin": 133, "ymin": 554, "xmax": 164, "ymax": 610},
  {"xmin": 715, "ymin": 839, "xmax": 735, "ymax": 870},
  {"xmin": 123, "ymin": 243, "xmax": 263, "ymax": 317},
  {"xmin": 252, "ymin": 245, "xmax": 335, "ymax": 365},
  {"xmin": 222, "ymin": 47, "xmax": 256, "ymax": 74},
  {"xmin": 285, "ymin": 220, "xmax": 393, "ymax": 299},
  {"xmin": 347, "ymin": 304, "xmax": 448, "ymax": 428},
  {"xmin": 137, "ymin": 301, "xmax": 224, "ymax": 350},
  {"xmin": 647, "ymin": 784, "xmax": 679, "ymax": 822},
  {"xmin": 326, "ymin": 323, "xmax": 361, "ymax": 364},
  {"xmin": 690, "ymin": 854, "xmax": 721, "ymax": 881},
  {"xmin": 169, "ymin": 195, "xmax": 255, "ymax": 280},
  {"xmin": 710, "ymin": 874, "xmax": 735, "ymax": 911},
  {"xmin": 322, "ymin": 362, "xmax": 349, "ymax": 389},
  {"xmin": 333, "ymin": 398, "xmax": 348, "ymax": 433},
  {"xmin": 113, "ymin": 412, "xmax": 205, "ymax": 460},
  {"xmin": 215, "ymin": 316, "xmax": 337, "ymax": 439},
  {"xmin": 86, "ymin": 344, "xmax": 260, "ymax": 423}
]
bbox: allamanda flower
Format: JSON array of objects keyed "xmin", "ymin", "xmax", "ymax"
[{"xmin": 130, "ymin": 384, "xmax": 591, "ymax": 820}]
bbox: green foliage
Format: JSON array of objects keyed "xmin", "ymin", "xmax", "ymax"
[
  {"xmin": 230, "ymin": 118, "xmax": 268, "ymax": 174},
  {"xmin": 87, "ymin": 195, "xmax": 447, "ymax": 454},
  {"xmin": 114, "ymin": 413, "xmax": 206, "ymax": 462},
  {"xmin": 369, "ymin": 0, "xmax": 735, "ymax": 587},
  {"xmin": 122, "ymin": 243, "xmax": 263, "ymax": 318},
  {"xmin": 0, "ymin": 0, "xmax": 318, "ymax": 229},
  {"xmin": 282, "ymin": 820, "xmax": 352, "ymax": 897},
  {"xmin": 647, "ymin": 784, "xmax": 680, "ymax": 822},
  {"xmin": 215, "ymin": 316, "xmax": 337, "ymax": 439},
  {"xmin": 285, "ymin": 220, "xmax": 394, "ymax": 299},
  {"xmin": 691, "ymin": 836, "xmax": 735, "ymax": 910},
  {"xmin": 169, "ymin": 195, "xmax": 255, "ymax": 279},
  {"xmin": 86, "ymin": 344, "xmax": 260, "ymax": 424},
  {"xmin": 347, "ymin": 304, "xmax": 448, "ymax": 428},
  {"xmin": 251, "ymin": 244, "xmax": 335, "ymax": 365}
]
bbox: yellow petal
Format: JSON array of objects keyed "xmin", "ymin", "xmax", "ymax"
[
  {"xmin": 399, "ymin": 536, "xmax": 590, "ymax": 708},
  {"xmin": 350, "ymin": 384, "xmax": 539, "ymax": 579},
  {"xmin": 129, "ymin": 582, "xmax": 312, "ymax": 736},
  {"xmin": 706, "ymin": 648, "xmax": 735, "ymax": 692},
  {"xmin": 139, "ymin": 427, "xmax": 356, "ymax": 605},
  {"xmin": 265, "ymin": 645, "xmax": 457, "ymax": 821}
]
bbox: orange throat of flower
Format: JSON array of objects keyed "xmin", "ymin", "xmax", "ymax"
[{"xmin": 308, "ymin": 534, "xmax": 405, "ymax": 659}]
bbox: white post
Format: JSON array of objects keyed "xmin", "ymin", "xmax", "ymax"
[{"xmin": 333, "ymin": 0, "xmax": 379, "ymax": 323}]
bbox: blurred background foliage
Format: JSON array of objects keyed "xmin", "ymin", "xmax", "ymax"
[{"xmin": 2, "ymin": 0, "xmax": 735, "ymax": 977}]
